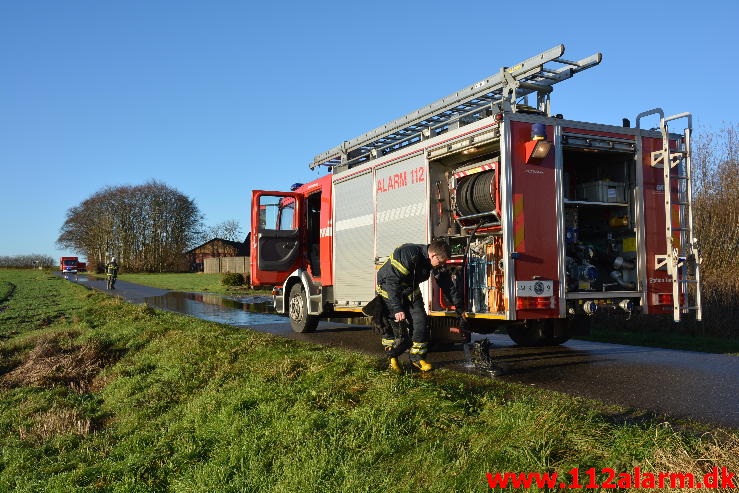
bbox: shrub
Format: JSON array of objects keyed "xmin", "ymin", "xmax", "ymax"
[{"xmin": 221, "ymin": 273, "xmax": 245, "ymax": 286}]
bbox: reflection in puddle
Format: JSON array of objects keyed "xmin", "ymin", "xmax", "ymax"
[
  {"xmin": 144, "ymin": 291, "xmax": 372, "ymax": 328},
  {"xmin": 145, "ymin": 292, "xmax": 286, "ymax": 326},
  {"xmin": 63, "ymin": 274, "xmax": 87, "ymax": 282}
]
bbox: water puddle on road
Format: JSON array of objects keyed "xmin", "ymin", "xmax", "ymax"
[
  {"xmin": 62, "ymin": 274, "xmax": 89, "ymax": 282},
  {"xmin": 144, "ymin": 292, "xmax": 287, "ymax": 326},
  {"xmin": 144, "ymin": 291, "xmax": 373, "ymax": 329}
]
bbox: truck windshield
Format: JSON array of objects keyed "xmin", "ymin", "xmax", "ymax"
[{"xmin": 63, "ymin": 260, "xmax": 77, "ymax": 266}]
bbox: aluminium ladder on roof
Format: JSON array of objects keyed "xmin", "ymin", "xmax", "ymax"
[
  {"xmin": 637, "ymin": 109, "xmax": 703, "ymax": 322},
  {"xmin": 310, "ymin": 44, "xmax": 602, "ymax": 170}
]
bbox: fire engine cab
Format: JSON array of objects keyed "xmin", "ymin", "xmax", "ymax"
[
  {"xmin": 60, "ymin": 256, "xmax": 79, "ymax": 274},
  {"xmin": 250, "ymin": 44, "xmax": 702, "ymax": 346}
]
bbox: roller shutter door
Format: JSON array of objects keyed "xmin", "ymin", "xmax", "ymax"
[{"xmin": 333, "ymin": 170, "xmax": 375, "ymax": 303}]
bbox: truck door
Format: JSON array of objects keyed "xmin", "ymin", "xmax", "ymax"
[{"xmin": 250, "ymin": 190, "xmax": 303, "ymax": 286}]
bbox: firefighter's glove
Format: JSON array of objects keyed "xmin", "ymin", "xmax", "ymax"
[{"xmin": 454, "ymin": 307, "xmax": 468, "ymax": 328}]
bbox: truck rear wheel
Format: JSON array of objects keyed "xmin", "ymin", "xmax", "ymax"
[
  {"xmin": 507, "ymin": 319, "xmax": 570, "ymax": 346},
  {"xmin": 288, "ymin": 284, "xmax": 319, "ymax": 333}
]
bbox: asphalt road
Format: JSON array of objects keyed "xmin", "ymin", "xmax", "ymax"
[{"xmin": 61, "ymin": 274, "xmax": 739, "ymax": 429}]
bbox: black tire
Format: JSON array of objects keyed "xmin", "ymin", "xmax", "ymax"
[
  {"xmin": 288, "ymin": 284, "xmax": 319, "ymax": 333},
  {"xmin": 548, "ymin": 319, "xmax": 572, "ymax": 345},
  {"xmin": 507, "ymin": 319, "xmax": 570, "ymax": 346}
]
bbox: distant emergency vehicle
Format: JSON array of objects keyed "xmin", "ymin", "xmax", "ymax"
[{"xmin": 60, "ymin": 257, "xmax": 79, "ymax": 274}]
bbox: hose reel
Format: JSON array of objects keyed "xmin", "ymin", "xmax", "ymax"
[{"xmin": 456, "ymin": 170, "xmax": 497, "ymax": 217}]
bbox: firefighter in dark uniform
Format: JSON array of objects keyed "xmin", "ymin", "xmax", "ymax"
[
  {"xmin": 375, "ymin": 239, "xmax": 461, "ymax": 372},
  {"xmin": 106, "ymin": 257, "xmax": 119, "ymax": 290}
]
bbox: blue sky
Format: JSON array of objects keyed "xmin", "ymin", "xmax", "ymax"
[{"xmin": 1, "ymin": 0, "xmax": 737, "ymax": 259}]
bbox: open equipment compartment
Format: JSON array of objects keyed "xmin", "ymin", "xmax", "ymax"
[
  {"xmin": 427, "ymin": 133, "xmax": 505, "ymax": 325},
  {"xmin": 561, "ymin": 132, "xmax": 639, "ymax": 295}
]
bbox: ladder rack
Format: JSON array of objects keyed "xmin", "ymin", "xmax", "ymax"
[
  {"xmin": 311, "ymin": 44, "xmax": 602, "ymax": 170},
  {"xmin": 637, "ymin": 109, "xmax": 703, "ymax": 322}
]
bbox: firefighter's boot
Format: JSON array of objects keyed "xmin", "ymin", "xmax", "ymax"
[
  {"xmin": 411, "ymin": 359, "xmax": 433, "ymax": 372},
  {"xmin": 383, "ymin": 337, "xmax": 403, "ymax": 373},
  {"xmin": 410, "ymin": 342, "xmax": 432, "ymax": 371}
]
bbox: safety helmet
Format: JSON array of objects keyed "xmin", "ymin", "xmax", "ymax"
[{"xmin": 111, "ymin": 257, "xmax": 116, "ymax": 262}]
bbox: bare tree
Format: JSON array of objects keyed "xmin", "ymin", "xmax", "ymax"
[
  {"xmin": 690, "ymin": 123, "xmax": 739, "ymax": 336},
  {"xmin": 693, "ymin": 124, "xmax": 739, "ymax": 288},
  {"xmin": 200, "ymin": 220, "xmax": 245, "ymax": 243},
  {"xmin": 57, "ymin": 181, "xmax": 203, "ymax": 272},
  {"xmin": 0, "ymin": 255, "xmax": 55, "ymax": 268}
]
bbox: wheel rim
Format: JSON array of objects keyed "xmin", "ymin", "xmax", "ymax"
[{"xmin": 289, "ymin": 292, "xmax": 304, "ymax": 323}]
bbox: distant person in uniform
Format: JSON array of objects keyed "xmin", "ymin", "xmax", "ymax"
[{"xmin": 106, "ymin": 257, "xmax": 119, "ymax": 290}]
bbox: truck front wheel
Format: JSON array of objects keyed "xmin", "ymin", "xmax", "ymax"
[{"xmin": 288, "ymin": 284, "xmax": 319, "ymax": 333}]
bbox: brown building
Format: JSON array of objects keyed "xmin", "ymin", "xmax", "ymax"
[{"xmin": 186, "ymin": 235, "xmax": 250, "ymax": 272}]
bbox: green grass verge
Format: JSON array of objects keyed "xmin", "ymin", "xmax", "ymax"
[
  {"xmin": 0, "ymin": 269, "xmax": 737, "ymax": 491},
  {"xmin": 575, "ymin": 328, "xmax": 739, "ymax": 356},
  {"xmin": 0, "ymin": 272, "xmax": 86, "ymax": 339},
  {"xmin": 87, "ymin": 272, "xmax": 271, "ymax": 295},
  {"xmin": 0, "ymin": 280, "xmax": 14, "ymax": 302}
]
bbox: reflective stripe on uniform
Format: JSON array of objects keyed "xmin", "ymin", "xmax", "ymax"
[
  {"xmin": 381, "ymin": 338, "xmax": 395, "ymax": 347},
  {"xmin": 409, "ymin": 342, "xmax": 428, "ymax": 355},
  {"xmin": 378, "ymin": 285, "xmax": 420, "ymax": 301},
  {"xmin": 390, "ymin": 253, "xmax": 410, "ymax": 275},
  {"xmin": 378, "ymin": 246, "xmax": 414, "ymax": 302}
]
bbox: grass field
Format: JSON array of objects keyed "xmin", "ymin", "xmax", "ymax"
[
  {"xmin": 0, "ymin": 269, "xmax": 736, "ymax": 492},
  {"xmin": 87, "ymin": 272, "xmax": 271, "ymax": 296}
]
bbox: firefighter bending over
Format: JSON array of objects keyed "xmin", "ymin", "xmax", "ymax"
[{"xmin": 375, "ymin": 240, "xmax": 461, "ymax": 372}]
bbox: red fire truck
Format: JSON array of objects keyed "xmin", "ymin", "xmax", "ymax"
[
  {"xmin": 250, "ymin": 45, "xmax": 702, "ymax": 346},
  {"xmin": 60, "ymin": 257, "xmax": 79, "ymax": 274}
]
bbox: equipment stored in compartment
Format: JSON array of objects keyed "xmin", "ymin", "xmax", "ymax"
[{"xmin": 576, "ymin": 180, "xmax": 626, "ymax": 203}]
